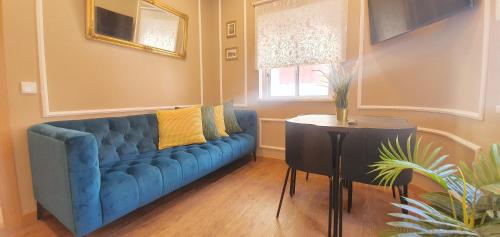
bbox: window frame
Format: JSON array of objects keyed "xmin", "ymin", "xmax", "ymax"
[{"xmin": 259, "ymin": 65, "xmax": 333, "ymax": 102}]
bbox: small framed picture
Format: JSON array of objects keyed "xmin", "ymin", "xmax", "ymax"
[
  {"xmin": 225, "ymin": 47, "xmax": 238, "ymax": 61},
  {"xmin": 226, "ymin": 21, "xmax": 237, "ymax": 38}
]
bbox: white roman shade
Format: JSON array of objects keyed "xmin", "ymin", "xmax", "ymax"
[{"xmin": 255, "ymin": 0, "xmax": 347, "ymax": 69}]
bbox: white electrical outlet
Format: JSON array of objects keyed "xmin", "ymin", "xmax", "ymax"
[{"xmin": 21, "ymin": 82, "xmax": 37, "ymax": 94}]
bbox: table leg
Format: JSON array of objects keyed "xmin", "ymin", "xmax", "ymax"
[{"xmin": 328, "ymin": 132, "xmax": 346, "ymax": 237}]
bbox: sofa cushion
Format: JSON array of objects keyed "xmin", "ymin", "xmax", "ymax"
[
  {"xmin": 157, "ymin": 107, "xmax": 206, "ymax": 150},
  {"xmin": 223, "ymin": 101, "xmax": 243, "ymax": 134},
  {"xmin": 98, "ymin": 133, "xmax": 255, "ymax": 224},
  {"xmin": 213, "ymin": 105, "xmax": 229, "ymax": 137},
  {"xmin": 201, "ymin": 105, "xmax": 221, "ymax": 140}
]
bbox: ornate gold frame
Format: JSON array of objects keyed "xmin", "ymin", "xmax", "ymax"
[{"xmin": 86, "ymin": 0, "xmax": 189, "ymax": 58}]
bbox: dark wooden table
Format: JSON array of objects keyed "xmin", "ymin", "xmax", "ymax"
[{"xmin": 286, "ymin": 114, "xmax": 416, "ymax": 237}]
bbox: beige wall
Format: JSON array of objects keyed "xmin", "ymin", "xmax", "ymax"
[
  {"xmin": 201, "ymin": 0, "xmax": 221, "ymax": 105},
  {"xmin": 1, "ymin": 0, "xmax": 202, "ymax": 216},
  {"xmin": 220, "ymin": 0, "xmax": 246, "ymax": 105},
  {"xmin": 361, "ymin": 3, "xmax": 483, "ymax": 112},
  {"xmin": 45, "ymin": 0, "xmax": 201, "ymax": 111},
  {"xmin": 218, "ymin": 0, "xmax": 500, "ymax": 176},
  {"xmin": 0, "ymin": 0, "xmax": 23, "ymax": 229},
  {"xmin": 2, "ymin": 0, "xmax": 500, "ymax": 224}
]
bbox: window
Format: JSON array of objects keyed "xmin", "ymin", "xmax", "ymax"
[
  {"xmin": 260, "ymin": 64, "xmax": 331, "ymax": 100},
  {"xmin": 255, "ymin": 0, "xmax": 347, "ymax": 101}
]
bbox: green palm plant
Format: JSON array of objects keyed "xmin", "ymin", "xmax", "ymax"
[{"xmin": 371, "ymin": 136, "xmax": 500, "ymax": 236}]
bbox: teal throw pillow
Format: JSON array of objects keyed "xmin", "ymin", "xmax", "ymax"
[
  {"xmin": 223, "ymin": 101, "xmax": 243, "ymax": 134},
  {"xmin": 201, "ymin": 105, "xmax": 220, "ymax": 140}
]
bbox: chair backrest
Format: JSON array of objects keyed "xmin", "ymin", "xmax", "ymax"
[
  {"xmin": 285, "ymin": 121, "xmax": 345, "ymax": 176},
  {"xmin": 341, "ymin": 127, "xmax": 416, "ymax": 186}
]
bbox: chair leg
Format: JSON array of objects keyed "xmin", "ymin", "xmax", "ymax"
[
  {"xmin": 397, "ymin": 185, "xmax": 409, "ymax": 214},
  {"xmin": 392, "ymin": 186, "xmax": 396, "ymax": 199},
  {"xmin": 306, "ymin": 172, "xmax": 309, "ymax": 181},
  {"xmin": 347, "ymin": 180, "xmax": 353, "ymax": 213},
  {"xmin": 289, "ymin": 169, "xmax": 296, "ymax": 197},
  {"xmin": 338, "ymin": 179, "xmax": 343, "ymax": 237},
  {"xmin": 403, "ymin": 185, "xmax": 409, "ymax": 200},
  {"xmin": 253, "ymin": 151, "xmax": 257, "ymax": 162},
  {"xmin": 276, "ymin": 167, "xmax": 291, "ymax": 218},
  {"xmin": 328, "ymin": 176, "xmax": 333, "ymax": 237},
  {"xmin": 402, "ymin": 185, "xmax": 409, "ymax": 205},
  {"xmin": 293, "ymin": 169, "xmax": 297, "ymax": 195},
  {"xmin": 333, "ymin": 176, "xmax": 339, "ymax": 237}
]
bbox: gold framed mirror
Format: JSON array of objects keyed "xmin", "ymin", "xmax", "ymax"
[{"xmin": 86, "ymin": 0, "xmax": 188, "ymax": 58}]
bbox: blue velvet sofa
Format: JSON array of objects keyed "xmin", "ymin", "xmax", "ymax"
[{"xmin": 27, "ymin": 110, "xmax": 257, "ymax": 237}]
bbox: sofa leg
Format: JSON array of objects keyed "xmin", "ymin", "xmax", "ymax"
[
  {"xmin": 252, "ymin": 151, "xmax": 257, "ymax": 162},
  {"xmin": 37, "ymin": 202, "xmax": 44, "ymax": 220}
]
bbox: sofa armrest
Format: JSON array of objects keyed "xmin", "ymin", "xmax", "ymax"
[
  {"xmin": 28, "ymin": 124, "xmax": 102, "ymax": 236},
  {"xmin": 235, "ymin": 110, "xmax": 258, "ymax": 150}
]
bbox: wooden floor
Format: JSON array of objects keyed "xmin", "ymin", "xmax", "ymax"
[{"xmin": 5, "ymin": 158, "xmax": 418, "ymax": 237}]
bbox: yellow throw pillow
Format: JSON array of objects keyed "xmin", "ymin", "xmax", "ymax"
[
  {"xmin": 157, "ymin": 106, "xmax": 207, "ymax": 150},
  {"xmin": 213, "ymin": 105, "xmax": 229, "ymax": 137}
]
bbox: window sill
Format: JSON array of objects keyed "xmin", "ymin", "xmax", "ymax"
[{"xmin": 259, "ymin": 96, "xmax": 333, "ymax": 103}]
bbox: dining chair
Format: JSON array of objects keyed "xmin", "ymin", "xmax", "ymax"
[
  {"xmin": 277, "ymin": 121, "xmax": 346, "ymax": 237},
  {"xmin": 341, "ymin": 127, "xmax": 416, "ymax": 213}
]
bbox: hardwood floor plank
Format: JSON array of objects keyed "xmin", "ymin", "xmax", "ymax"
[{"xmin": 6, "ymin": 158, "xmax": 419, "ymax": 237}]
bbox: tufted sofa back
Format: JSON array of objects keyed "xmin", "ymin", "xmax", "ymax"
[{"xmin": 49, "ymin": 114, "xmax": 158, "ymax": 166}]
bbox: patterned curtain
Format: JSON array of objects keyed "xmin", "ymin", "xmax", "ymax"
[{"xmin": 255, "ymin": 0, "xmax": 347, "ymax": 69}]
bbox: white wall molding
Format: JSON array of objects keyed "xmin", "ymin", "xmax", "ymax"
[
  {"xmin": 218, "ymin": 0, "xmax": 223, "ymax": 104},
  {"xmin": 356, "ymin": 0, "xmax": 491, "ymax": 121},
  {"xmin": 258, "ymin": 117, "xmax": 482, "ymax": 160},
  {"xmin": 42, "ymin": 105, "xmax": 195, "ymax": 117},
  {"xmin": 36, "ymin": 0, "xmax": 50, "ymax": 117},
  {"xmin": 259, "ymin": 118, "xmax": 286, "ymax": 151},
  {"xmin": 417, "ymin": 127, "xmax": 482, "ymax": 160},
  {"xmin": 198, "ymin": 0, "xmax": 204, "ymax": 105},
  {"xmin": 242, "ymin": 0, "xmax": 249, "ymax": 107},
  {"xmin": 218, "ymin": 0, "xmax": 249, "ymax": 107},
  {"xmin": 35, "ymin": 0, "xmax": 204, "ymax": 118}
]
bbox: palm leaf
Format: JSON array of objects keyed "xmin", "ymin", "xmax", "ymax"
[
  {"xmin": 417, "ymin": 229, "xmax": 478, "ymax": 236},
  {"xmin": 460, "ymin": 144, "xmax": 500, "ymax": 195},
  {"xmin": 421, "ymin": 192, "xmax": 466, "ymax": 221},
  {"xmin": 371, "ymin": 135, "xmax": 457, "ymax": 190},
  {"xmin": 446, "ymin": 175, "xmax": 480, "ymax": 205},
  {"xmin": 387, "ymin": 197, "xmax": 475, "ymax": 236},
  {"xmin": 474, "ymin": 222, "xmax": 500, "ymax": 236},
  {"xmin": 377, "ymin": 141, "xmax": 500, "ymax": 236},
  {"xmin": 387, "ymin": 222, "xmax": 427, "ymax": 232}
]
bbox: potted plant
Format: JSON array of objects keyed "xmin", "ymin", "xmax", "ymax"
[
  {"xmin": 318, "ymin": 62, "xmax": 357, "ymax": 122},
  {"xmin": 371, "ymin": 136, "xmax": 500, "ymax": 236}
]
